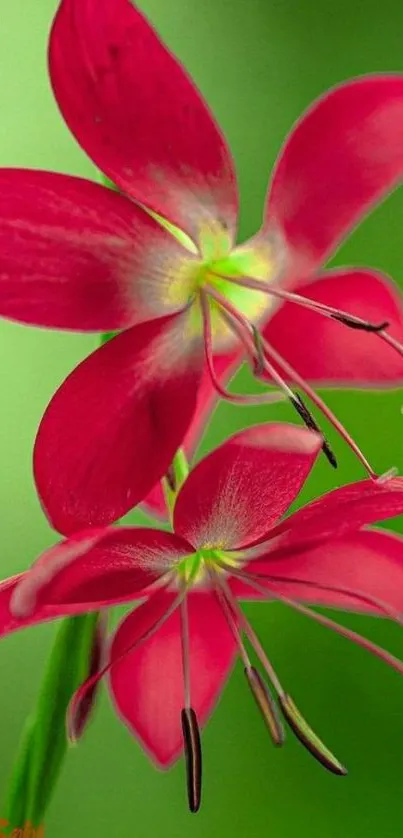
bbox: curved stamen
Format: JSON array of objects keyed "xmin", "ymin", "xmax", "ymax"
[
  {"xmin": 226, "ymin": 272, "xmax": 403, "ymax": 369},
  {"xmin": 233, "ymin": 571, "xmax": 403, "ymax": 678},
  {"xmin": 205, "ymin": 283, "xmax": 309, "ymax": 402},
  {"xmin": 226, "ymin": 275, "xmax": 389, "ymax": 329},
  {"xmin": 206, "ymin": 283, "xmax": 339, "ymax": 467},
  {"xmin": 199, "ymin": 291, "xmax": 284, "ymax": 406},
  {"xmin": 214, "ymin": 570, "xmax": 345, "ymax": 773},
  {"xmin": 215, "ymin": 574, "xmax": 285, "ymax": 695},
  {"xmin": 262, "ymin": 335, "xmax": 376, "ymax": 478},
  {"xmin": 208, "ymin": 568, "xmax": 285, "ymax": 747},
  {"xmin": 379, "ymin": 330, "xmax": 403, "ymax": 358},
  {"xmin": 180, "ymin": 594, "xmax": 191, "ymax": 709},
  {"xmin": 230, "ymin": 566, "xmax": 403, "ymax": 625}
]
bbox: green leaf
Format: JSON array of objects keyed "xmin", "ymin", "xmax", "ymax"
[{"xmin": 3, "ymin": 612, "xmax": 101, "ymax": 827}]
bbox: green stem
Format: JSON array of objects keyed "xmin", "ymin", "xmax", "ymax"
[{"xmin": 3, "ymin": 613, "xmax": 99, "ymax": 829}]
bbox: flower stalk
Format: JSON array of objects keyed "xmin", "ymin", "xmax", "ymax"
[{"xmin": 3, "ymin": 612, "xmax": 100, "ymax": 828}]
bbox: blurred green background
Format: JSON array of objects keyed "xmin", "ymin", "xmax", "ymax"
[{"xmin": 1, "ymin": 0, "xmax": 403, "ymax": 835}]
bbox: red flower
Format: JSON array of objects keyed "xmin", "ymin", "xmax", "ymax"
[
  {"xmin": 1, "ymin": 0, "xmax": 403, "ymax": 532},
  {"xmin": 2, "ymin": 424, "xmax": 403, "ymax": 808}
]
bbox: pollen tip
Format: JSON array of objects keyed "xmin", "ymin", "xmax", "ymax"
[
  {"xmin": 322, "ymin": 440, "xmax": 338, "ymax": 469},
  {"xmin": 245, "ymin": 666, "xmax": 285, "ymax": 747},
  {"xmin": 279, "ymin": 694, "xmax": 347, "ymax": 776},
  {"xmin": 181, "ymin": 707, "xmax": 202, "ymax": 813}
]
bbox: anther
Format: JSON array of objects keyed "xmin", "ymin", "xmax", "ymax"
[
  {"xmin": 181, "ymin": 707, "xmax": 202, "ymax": 813},
  {"xmin": 279, "ymin": 694, "xmax": 347, "ymax": 776},
  {"xmin": 291, "ymin": 394, "xmax": 337, "ymax": 468},
  {"xmin": 165, "ymin": 464, "xmax": 177, "ymax": 492},
  {"xmin": 245, "ymin": 666, "xmax": 285, "ymax": 746},
  {"xmin": 330, "ymin": 314, "xmax": 390, "ymax": 333}
]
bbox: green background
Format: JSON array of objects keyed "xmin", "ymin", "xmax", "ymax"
[{"xmin": 1, "ymin": 0, "xmax": 403, "ymax": 835}]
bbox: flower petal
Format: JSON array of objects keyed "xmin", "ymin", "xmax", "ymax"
[
  {"xmin": 142, "ymin": 348, "xmax": 242, "ymax": 518},
  {"xmin": 266, "ymin": 75, "xmax": 403, "ymax": 277},
  {"xmin": 239, "ymin": 530, "xmax": 403, "ymax": 614},
  {"xmin": 263, "ymin": 269, "xmax": 403, "ymax": 385},
  {"xmin": 109, "ymin": 589, "xmax": 237, "ymax": 767},
  {"xmin": 267, "ymin": 477, "xmax": 403, "ymax": 553},
  {"xmin": 34, "ymin": 311, "xmax": 204, "ymax": 534},
  {"xmin": 173, "ymin": 424, "xmax": 322, "ymax": 550},
  {"xmin": 49, "ymin": 0, "xmax": 238, "ymax": 243},
  {"xmin": 0, "ymin": 169, "xmax": 196, "ymax": 330},
  {"xmin": 11, "ymin": 527, "xmax": 193, "ymax": 620},
  {"xmin": 0, "ymin": 528, "xmax": 193, "ymax": 636}
]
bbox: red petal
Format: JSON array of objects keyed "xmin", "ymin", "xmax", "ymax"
[
  {"xmin": 142, "ymin": 348, "xmax": 242, "ymax": 519},
  {"xmin": 266, "ymin": 75, "xmax": 403, "ymax": 276},
  {"xmin": 49, "ymin": 0, "xmax": 238, "ymax": 243},
  {"xmin": 109, "ymin": 589, "xmax": 237, "ymax": 767},
  {"xmin": 269, "ymin": 477, "xmax": 403, "ymax": 553},
  {"xmin": 240, "ymin": 530, "xmax": 403, "ymax": 614},
  {"xmin": 0, "ymin": 169, "xmax": 194, "ymax": 330},
  {"xmin": 173, "ymin": 424, "xmax": 322, "ymax": 550},
  {"xmin": 34, "ymin": 311, "xmax": 204, "ymax": 534},
  {"xmin": 263, "ymin": 269, "xmax": 403, "ymax": 385},
  {"xmin": 8, "ymin": 527, "xmax": 193, "ymax": 624}
]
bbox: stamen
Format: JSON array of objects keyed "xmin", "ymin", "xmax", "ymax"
[
  {"xmin": 279, "ymin": 694, "xmax": 347, "ymax": 775},
  {"xmin": 244, "ymin": 666, "xmax": 285, "ymax": 746},
  {"xmin": 200, "ymin": 291, "xmax": 284, "ymax": 406},
  {"xmin": 275, "ymin": 593, "xmax": 403, "ymax": 677},
  {"xmin": 228, "ymin": 565, "xmax": 403, "ymax": 626},
  {"xmin": 208, "ymin": 568, "xmax": 251, "ymax": 669},
  {"xmin": 205, "ymin": 284, "xmax": 346, "ymax": 469},
  {"xmin": 379, "ymin": 330, "xmax": 403, "ymax": 358},
  {"xmin": 290, "ymin": 393, "xmax": 337, "ymax": 468},
  {"xmin": 215, "ymin": 570, "xmax": 345, "ymax": 773},
  {"xmin": 206, "ymin": 273, "xmax": 381, "ymax": 479},
  {"xmin": 226, "ymin": 273, "xmax": 403, "ymax": 379},
  {"xmin": 208, "ymin": 569, "xmax": 286, "ymax": 748},
  {"xmin": 181, "ymin": 708, "xmax": 202, "ymax": 813},
  {"xmin": 180, "ymin": 595, "xmax": 191, "ymax": 709},
  {"xmin": 204, "ymin": 283, "xmax": 303, "ymax": 402},
  {"xmin": 234, "ymin": 570, "xmax": 403, "ymax": 679},
  {"xmin": 225, "ymin": 275, "xmax": 390, "ymax": 334},
  {"xmin": 215, "ymin": 574, "xmax": 285, "ymax": 695},
  {"xmin": 262, "ymin": 336, "xmax": 377, "ymax": 479},
  {"xmin": 331, "ymin": 315, "xmax": 389, "ymax": 333}
]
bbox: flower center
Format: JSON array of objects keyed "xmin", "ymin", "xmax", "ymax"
[
  {"xmin": 189, "ymin": 226, "xmax": 284, "ymax": 351},
  {"xmin": 175, "ymin": 546, "xmax": 240, "ymax": 587}
]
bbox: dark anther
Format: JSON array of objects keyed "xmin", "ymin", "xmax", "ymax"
[
  {"xmin": 331, "ymin": 314, "xmax": 390, "ymax": 333},
  {"xmin": 291, "ymin": 394, "xmax": 337, "ymax": 469},
  {"xmin": 279, "ymin": 694, "xmax": 347, "ymax": 776},
  {"xmin": 245, "ymin": 666, "xmax": 285, "ymax": 746},
  {"xmin": 165, "ymin": 465, "xmax": 176, "ymax": 492},
  {"xmin": 181, "ymin": 708, "xmax": 202, "ymax": 813}
]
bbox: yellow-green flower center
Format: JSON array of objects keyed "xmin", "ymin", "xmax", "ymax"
[
  {"xmin": 151, "ymin": 209, "xmax": 285, "ymax": 352},
  {"xmin": 175, "ymin": 546, "xmax": 242, "ymax": 587}
]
